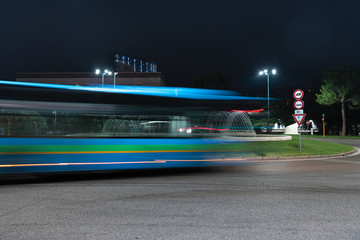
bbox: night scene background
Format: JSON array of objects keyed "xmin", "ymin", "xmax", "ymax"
[{"xmin": 1, "ymin": 0, "xmax": 360, "ymax": 134}]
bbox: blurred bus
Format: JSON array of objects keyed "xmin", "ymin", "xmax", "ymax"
[{"xmin": 0, "ymin": 81, "xmax": 265, "ymax": 175}]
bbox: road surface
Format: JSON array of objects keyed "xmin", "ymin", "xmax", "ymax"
[{"xmin": 1, "ymin": 139, "xmax": 360, "ymax": 240}]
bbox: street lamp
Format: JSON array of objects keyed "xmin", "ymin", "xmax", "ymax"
[
  {"xmin": 95, "ymin": 69, "xmax": 112, "ymax": 88},
  {"xmin": 259, "ymin": 68, "xmax": 276, "ymax": 133},
  {"xmin": 113, "ymin": 72, "xmax": 118, "ymax": 88}
]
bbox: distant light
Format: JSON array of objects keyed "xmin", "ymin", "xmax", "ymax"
[
  {"xmin": 259, "ymin": 71, "xmax": 264, "ymax": 75},
  {"xmin": 272, "ymin": 69, "xmax": 277, "ymax": 75},
  {"xmin": 108, "ymin": 71, "xmax": 112, "ymax": 75},
  {"xmin": 95, "ymin": 69, "xmax": 100, "ymax": 75},
  {"xmin": 264, "ymin": 69, "xmax": 268, "ymax": 74},
  {"xmin": 104, "ymin": 69, "xmax": 108, "ymax": 73}
]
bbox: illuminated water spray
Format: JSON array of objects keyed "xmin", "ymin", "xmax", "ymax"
[
  {"xmin": 207, "ymin": 111, "xmax": 255, "ymax": 137},
  {"xmin": 101, "ymin": 111, "xmax": 255, "ymax": 137},
  {"xmin": 102, "ymin": 119, "xmax": 132, "ymax": 135}
]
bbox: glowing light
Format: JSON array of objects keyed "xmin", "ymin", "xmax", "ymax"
[
  {"xmin": 107, "ymin": 71, "xmax": 112, "ymax": 75},
  {"xmin": 95, "ymin": 69, "xmax": 100, "ymax": 75},
  {"xmin": 259, "ymin": 71, "xmax": 264, "ymax": 75},
  {"xmin": 272, "ymin": 69, "xmax": 276, "ymax": 75}
]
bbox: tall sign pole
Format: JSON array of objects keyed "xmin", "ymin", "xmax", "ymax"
[
  {"xmin": 267, "ymin": 74, "xmax": 270, "ymax": 133},
  {"xmin": 292, "ymin": 89, "xmax": 305, "ymax": 152},
  {"xmin": 322, "ymin": 114, "xmax": 325, "ymax": 137}
]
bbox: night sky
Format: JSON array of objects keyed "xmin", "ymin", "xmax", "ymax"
[{"xmin": 1, "ymin": 0, "xmax": 360, "ymax": 95}]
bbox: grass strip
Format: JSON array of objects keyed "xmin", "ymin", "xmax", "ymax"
[
  {"xmin": 298, "ymin": 134, "xmax": 360, "ymax": 139},
  {"xmin": 238, "ymin": 136, "xmax": 354, "ymax": 157}
]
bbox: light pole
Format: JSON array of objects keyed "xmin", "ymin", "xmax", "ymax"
[
  {"xmin": 113, "ymin": 72, "xmax": 118, "ymax": 88},
  {"xmin": 259, "ymin": 69, "xmax": 276, "ymax": 133},
  {"xmin": 95, "ymin": 69, "xmax": 112, "ymax": 88}
]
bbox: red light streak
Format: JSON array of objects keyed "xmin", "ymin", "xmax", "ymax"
[{"xmin": 230, "ymin": 109, "xmax": 264, "ymax": 113}]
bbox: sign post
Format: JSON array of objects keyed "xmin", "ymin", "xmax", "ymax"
[
  {"xmin": 293, "ymin": 89, "xmax": 305, "ymax": 152},
  {"xmin": 293, "ymin": 114, "xmax": 306, "ymax": 152},
  {"xmin": 322, "ymin": 114, "xmax": 325, "ymax": 137}
]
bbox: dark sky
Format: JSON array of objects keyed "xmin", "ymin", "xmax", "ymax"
[{"xmin": 1, "ymin": 0, "xmax": 360, "ymax": 95}]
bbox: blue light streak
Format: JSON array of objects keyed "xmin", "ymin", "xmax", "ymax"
[{"xmin": 0, "ymin": 80, "xmax": 276, "ymax": 101}]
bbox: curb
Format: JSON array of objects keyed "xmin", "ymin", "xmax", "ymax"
[{"xmin": 245, "ymin": 148, "xmax": 358, "ymax": 161}]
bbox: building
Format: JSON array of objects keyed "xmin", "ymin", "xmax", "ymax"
[
  {"xmin": 16, "ymin": 72, "xmax": 165, "ymax": 87},
  {"xmin": 16, "ymin": 55, "xmax": 166, "ymax": 87}
]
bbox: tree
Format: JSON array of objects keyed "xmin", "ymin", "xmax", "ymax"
[{"xmin": 316, "ymin": 65, "xmax": 360, "ymax": 135}]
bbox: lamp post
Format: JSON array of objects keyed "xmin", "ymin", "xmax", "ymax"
[
  {"xmin": 113, "ymin": 72, "xmax": 118, "ymax": 88},
  {"xmin": 259, "ymin": 69, "xmax": 276, "ymax": 133},
  {"xmin": 95, "ymin": 69, "xmax": 112, "ymax": 88}
]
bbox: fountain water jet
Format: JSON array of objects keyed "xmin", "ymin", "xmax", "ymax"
[{"xmin": 207, "ymin": 111, "xmax": 255, "ymax": 137}]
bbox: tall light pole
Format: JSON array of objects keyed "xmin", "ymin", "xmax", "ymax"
[
  {"xmin": 259, "ymin": 69, "xmax": 276, "ymax": 133},
  {"xmin": 113, "ymin": 72, "xmax": 118, "ymax": 88},
  {"xmin": 95, "ymin": 69, "xmax": 112, "ymax": 88}
]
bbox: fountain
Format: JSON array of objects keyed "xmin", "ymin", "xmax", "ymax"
[
  {"xmin": 101, "ymin": 111, "xmax": 255, "ymax": 137},
  {"xmin": 207, "ymin": 111, "xmax": 256, "ymax": 137},
  {"xmin": 102, "ymin": 119, "xmax": 132, "ymax": 136}
]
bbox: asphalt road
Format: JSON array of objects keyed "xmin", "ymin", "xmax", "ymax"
[{"xmin": 1, "ymin": 139, "xmax": 360, "ymax": 240}]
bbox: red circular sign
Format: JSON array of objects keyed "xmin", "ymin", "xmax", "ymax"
[
  {"xmin": 293, "ymin": 89, "xmax": 304, "ymax": 100},
  {"xmin": 294, "ymin": 100, "xmax": 304, "ymax": 109}
]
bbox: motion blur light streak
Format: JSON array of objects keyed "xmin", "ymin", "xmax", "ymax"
[
  {"xmin": 158, "ymin": 158, "xmax": 247, "ymax": 162},
  {"xmin": 0, "ymin": 160, "xmax": 168, "ymax": 168},
  {"xmin": 231, "ymin": 109, "xmax": 264, "ymax": 113},
  {"xmin": 0, "ymin": 149, "xmax": 245, "ymax": 155},
  {"xmin": 0, "ymin": 80, "xmax": 274, "ymax": 101},
  {"xmin": 178, "ymin": 127, "xmax": 230, "ymax": 132},
  {"xmin": 0, "ymin": 158, "xmax": 247, "ymax": 168},
  {"xmin": 0, "ymin": 80, "xmax": 259, "ymax": 174}
]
